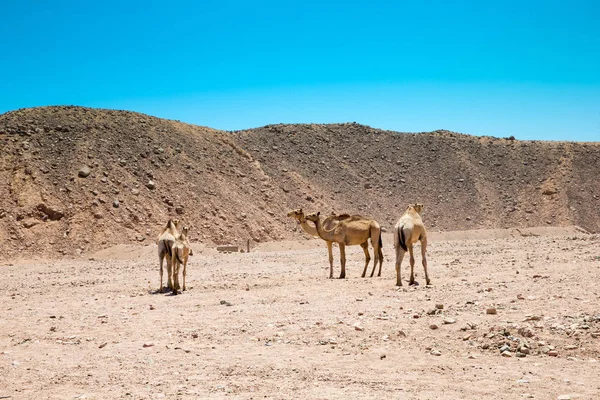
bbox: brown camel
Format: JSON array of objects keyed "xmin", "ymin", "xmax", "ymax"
[
  {"xmin": 170, "ymin": 226, "xmax": 192, "ymax": 295},
  {"xmin": 156, "ymin": 218, "xmax": 181, "ymax": 292},
  {"xmin": 287, "ymin": 209, "xmax": 379, "ymax": 279},
  {"xmin": 393, "ymin": 204, "xmax": 430, "ymax": 286},
  {"xmin": 305, "ymin": 211, "xmax": 383, "ymax": 279}
]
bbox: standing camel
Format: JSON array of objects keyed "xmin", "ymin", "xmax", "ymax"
[
  {"xmin": 171, "ymin": 226, "xmax": 192, "ymax": 295},
  {"xmin": 156, "ymin": 218, "xmax": 181, "ymax": 292},
  {"xmin": 305, "ymin": 211, "xmax": 383, "ymax": 279},
  {"xmin": 393, "ymin": 204, "xmax": 430, "ymax": 286}
]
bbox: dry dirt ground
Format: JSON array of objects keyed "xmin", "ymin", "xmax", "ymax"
[{"xmin": 1, "ymin": 228, "xmax": 599, "ymax": 400}]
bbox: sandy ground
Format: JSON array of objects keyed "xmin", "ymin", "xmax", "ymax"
[{"xmin": 1, "ymin": 227, "xmax": 599, "ymax": 400}]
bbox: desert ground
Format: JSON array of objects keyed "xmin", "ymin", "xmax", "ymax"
[{"xmin": 1, "ymin": 227, "xmax": 599, "ymax": 400}]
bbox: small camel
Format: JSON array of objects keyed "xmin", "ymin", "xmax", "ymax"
[
  {"xmin": 393, "ymin": 204, "xmax": 430, "ymax": 287},
  {"xmin": 287, "ymin": 209, "xmax": 379, "ymax": 279},
  {"xmin": 305, "ymin": 211, "xmax": 383, "ymax": 279},
  {"xmin": 157, "ymin": 218, "xmax": 181, "ymax": 293},
  {"xmin": 170, "ymin": 226, "xmax": 192, "ymax": 295}
]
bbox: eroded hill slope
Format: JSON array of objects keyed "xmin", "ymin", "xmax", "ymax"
[{"xmin": 1, "ymin": 106, "xmax": 598, "ymax": 258}]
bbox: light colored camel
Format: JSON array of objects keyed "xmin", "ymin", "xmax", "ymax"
[
  {"xmin": 170, "ymin": 226, "xmax": 192, "ymax": 295},
  {"xmin": 393, "ymin": 204, "xmax": 430, "ymax": 286},
  {"xmin": 156, "ymin": 218, "xmax": 181, "ymax": 293},
  {"xmin": 305, "ymin": 211, "xmax": 383, "ymax": 279},
  {"xmin": 287, "ymin": 209, "xmax": 380, "ymax": 279}
]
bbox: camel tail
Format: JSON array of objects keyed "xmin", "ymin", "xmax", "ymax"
[
  {"xmin": 398, "ymin": 226, "xmax": 408, "ymax": 251},
  {"xmin": 378, "ymin": 232, "xmax": 383, "ymax": 248},
  {"xmin": 175, "ymin": 250, "xmax": 184, "ymax": 265}
]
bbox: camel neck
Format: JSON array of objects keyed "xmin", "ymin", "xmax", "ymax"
[{"xmin": 299, "ymin": 219, "xmax": 318, "ymax": 237}]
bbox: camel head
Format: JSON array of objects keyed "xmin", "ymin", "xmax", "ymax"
[
  {"xmin": 304, "ymin": 211, "xmax": 320, "ymax": 223},
  {"xmin": 165, "ymin": 218, "xmax": 181, "ymax": 231},
  {"xmin": 179, "ymin": 226, "xmax": 193, "ymax": 255},
  {"xmin": 410, "ymin": 204, "xmax": 424, "ymax": 214},
  {"xmin": 287, "ymin": 208, "xmax": 305, "ymax": 223},
  {"xmin": 179, "ymin": 226, "xmax": 189, "ymax": 239}
]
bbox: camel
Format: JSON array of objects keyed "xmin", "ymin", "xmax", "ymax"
[
  {"xmin": 393, "ymin": 204, "xmax": 430, "ymax": 287},
  {"xmin": 287, "ymin": 209, "xmax": 380, "ymax": 279},
  {"xmin": 170, "ymin": 226, "xmax": 192, "ymax": 295},
  {"xmin": 305, "ymin": 211, "xmax": 383, "ymax": 279},
  {"xmin": 156, "ymin": 218, "xmax": 181, "ymax": 293}
]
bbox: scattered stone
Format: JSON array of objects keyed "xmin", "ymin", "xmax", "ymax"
[
  {"xmin": 353, "ymin": 323, "xmax": 364, "ymax": 331},
  {"xmin": 501, "ymin": 350, "xmax": 513, "ymax": 357},
  {"xmin": 131, "ymin": 188, "xmax": 140, "ymax": 196},
  {"xmin": 219, "ymin": 300, "xmax": 233, "ymax": 306},
  {"xmin": 443, "ymin": 318, "xmax": 456, "ymax": 325},
  {"xmin": 430, "ymin": 349, "xmax": 441, "ymax": 356},
  {"xmin": 557, "ymin": 395, "xmax": 571, "ymax": 400},
  {"xmin": 548, "ymin": 350, "xmax": 559, "ymax": 357},
  {"xmin": 78, "ymin": 166, "xmax": 91, "ymax": 178},
  {"xmin": 429, "ymin": 324, "xmax": 439, "ymax": 330},
  {"xmin": 113, "ymin": 200, "xmax": 120, "ymax": 208},
  {"xmin": 98, "ymin": 342, "xmax": 107, "ymax": 349},
  {"xmin": 435, "ymin": 304, "xmax": 444, "ymax": 310},
  {"xmin": 486, "ymin": 308, "xmax": 497, "ymax": 315},
  {"xmin": 146, "ymin": 180, "xmax": 156, "ymax": 190},
  {"xmin": 142, "ymin": 343, "xmax": 154, "ymax": 348}
]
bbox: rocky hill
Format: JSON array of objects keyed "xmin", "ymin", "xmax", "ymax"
[{"xmin": 1, "ymin": 106, "xmax": 599, "ymax": 259}]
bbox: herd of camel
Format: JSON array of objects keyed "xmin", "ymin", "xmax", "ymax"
[{"xmin": 156, "ymin": 204, "xmax": 430, "ymax": 295}]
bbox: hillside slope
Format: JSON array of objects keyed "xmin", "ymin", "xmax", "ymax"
[{"xmin": 1, "ymin": 106, "xmax": 598, "ymax": 259}]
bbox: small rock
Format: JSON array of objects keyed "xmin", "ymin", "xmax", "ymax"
[
  {"xmin": 501, "ymin": 350, "xmax": 513, "ymax": 357},
  {"xmin": 98, "ymin": 342, "xmax": 107, "ymax": 349},
  {"xmin": 78, "ymin": 166, "xmax": 91, "ymax": 178},
  {"xmin": 146, "ymin": 180, "xmax": 156, "ymax": 190},
  {"xmin": 142, "ymin": 343, "xmax": 154, "ymax": 348},
  {"xmin": 557, "ymin": 395, "xmax": 571, "ymax": 400},
  {"xmin": 443, "ymin": 318, "xmax": 456, "ymax": 325},
  {"xmin": 548, "ymin": 350, "xmax": 559, "ymax": 357},
  {"xmin": 113, "ymin": 200, "xmax": 120, "ymax": 208},
  {"xmin": 486, "ymin": 308, "xmax": 497, "ymax": 315},
  {"xmin": 430, "ymin": 349, "xmax": 441, "ymax": 356},
  {"xmin": 429, "ymin": 324, "xmax": 439, "ymax": 330},
  {"xmin": 435, "ymin": 304, "xmax": 444, "ymax": 309},
  {"xmin": 131, "ymin": 188, "xmax": 140, "ymax": 196}
]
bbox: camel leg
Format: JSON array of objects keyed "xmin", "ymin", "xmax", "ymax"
[
  {"xmin": 171, "ymin": 253, "xmax": 179, "ymax": 295},
  {"xmin": 339, "ymin": 243, "xmax": 347, "ymax": 279},
  {"xmin": 377, "ymin": 246, "xmax": 384, "ymax": 277},
  {"xmin": 370, "ymin": 242, "xmax": 379, "ymax": 277},
  {"xmin": 326, "ymin": 241, "xmax": 334, "ymax": 279},
  {"xmin": 408, "ymin": 245, "xmax": 417, "ymax": 285},
  {"xmin": 166, "ymin": 258, "xmax": 173, "ymax": 291},
  {"xmin": 182, "ymin": 256, "xmax": 188, "ymax": 291},
  {"xmin": 360, "ymin": 242, "xmax": 371, "ymax": 278},
  {"xmin": 395, "ymin": 246, "xmax": 405, "ymax": 286},
  {"xmin": 421, "ymin": 238, "xmax": 430, "ymax": 285},
  {"xmin": 159, "ymin": 252, "xmax": 164, "ymax": 293}
]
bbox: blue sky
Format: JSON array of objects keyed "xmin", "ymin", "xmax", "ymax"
[{"xmin": 1, "ymin": 0, "xmax": 598, "ymax": 141}]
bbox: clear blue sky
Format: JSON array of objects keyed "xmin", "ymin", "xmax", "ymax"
[{"xmin": 1, "ymin": 0, "xmax": 599, "ymax": 141}]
